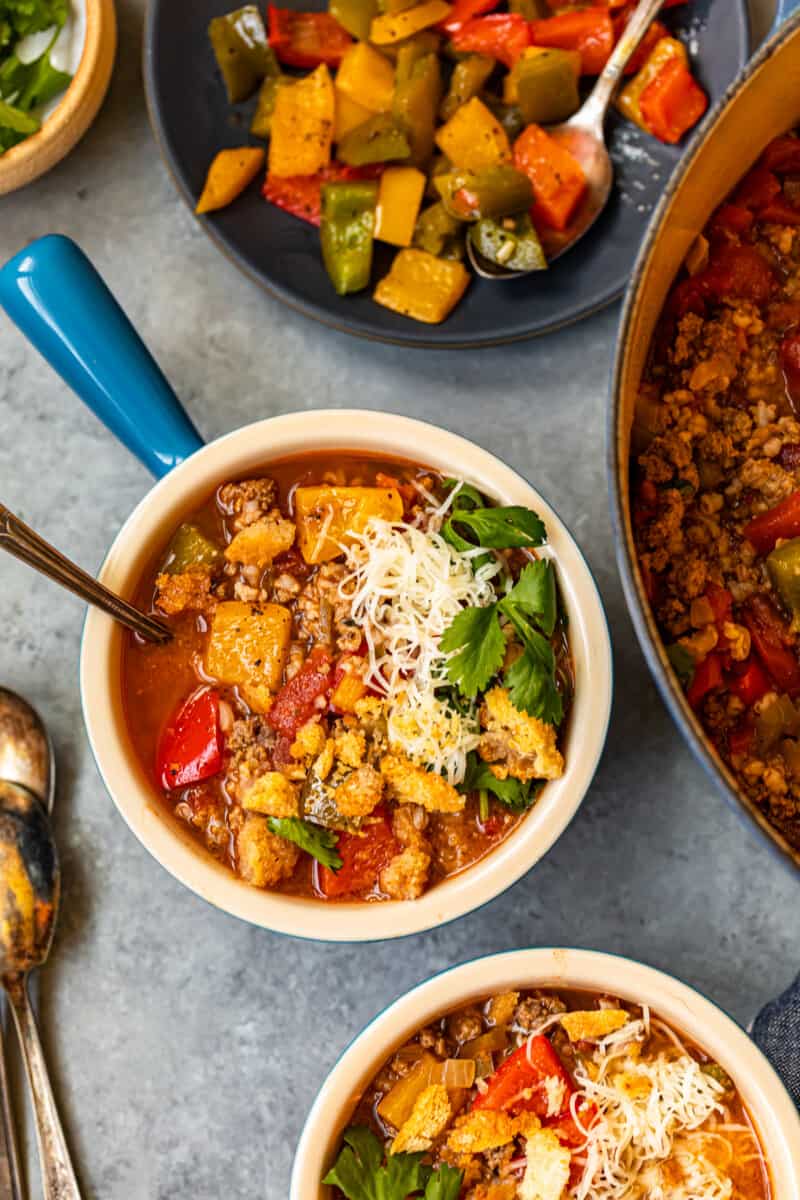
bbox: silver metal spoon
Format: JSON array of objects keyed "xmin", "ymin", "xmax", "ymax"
[
  {"xmin": 0, "ymin": 780, "xmax": 81, "ymax": 1200},
  {"xmin": 468, "ymin": 0, "xmax": 669, "ymax": 280},
  {"xmin": 0, "ymin": 688, "xmax": 55, "ymax": 1200},
  {"xmin": 0, "ymin": 502, "xmax": 171, "ymax": 644}
]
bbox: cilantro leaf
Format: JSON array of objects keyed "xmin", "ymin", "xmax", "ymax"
[
  {"xmin": 267, "ymin": 817, "xmax": 342, "ymax": 870},
  {"xmin": 323, "ymin": 1127, "xmax": 431, "ymax": 1200},
  {"xmin": 666, "ymin": 643, "xmax": 695, "ymax": 688},
  {"xmin": 440, "ymin": 604, "xmax": 505, "ymax": 698},
  {"xmin": 504, "ymin": 640, "xmax": 563, "ymax": 726},
  {"xmin": 3, "ymin": 49, "xmax": 70, "ymax": 109},
  {"xmin": 425, "ymin": 1163, "xmax": 463, "ymax": 1200},
  {"xmin": 463, "ymin": 752, "xmax": 541, "ymax": 812},
  {"xmin": 499, "ymin": 560, "xmax": 557, "ymax": 638},
  {"xmin": 442, "ymin": 478, "xmax": 485, "ymax": 511},
  {"xmin": 0, "ymin": 0, "xmax": 68, "ymax": 42},
  {"xmin": 443, "ymin": 505, "xmax": 546, "ymax": 552}
]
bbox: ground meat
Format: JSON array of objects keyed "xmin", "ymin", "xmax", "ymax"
[
  {"xmin": 512, "ymin": 992, "xmax": 566, "ymax": 1033},
  {"xmin": 174, "ymin": 791, "xmax": 229, "ymax": 855},
  {"xmin": 295, "ymin": 562, "xmax": 352, "ymax": 648},
  {"xmin": 225, "ymin": 717, "xmax": 274, "ymax": 798},
  {"xmin": 446, "ymin": 1008, "xmax": 483, "ymax": 1045},
  {"xmin": 217, "ymin": 478, "xmax": 277, "ymax": 531}
]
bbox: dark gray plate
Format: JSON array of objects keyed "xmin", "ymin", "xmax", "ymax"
[{"xmin": 143, "ymin": 0, "xmax": 749, "ymax": 348}]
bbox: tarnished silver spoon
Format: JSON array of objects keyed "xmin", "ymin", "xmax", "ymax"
[
  {"xmin": 468, "ymin": 0, "xmax": 670, "ymax": 280},
  {"xmin": 0, "ymin": 688, "xmax": 56, "ymax": 1200},
  {"xmin": 0, "ymin": 780, "xmax": 81, "ymax": 1200}
]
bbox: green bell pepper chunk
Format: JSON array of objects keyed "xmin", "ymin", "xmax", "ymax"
[
  {"xmin": 513, "ymin": 49, "xmax": 580, "ymax": 126},
  {"xmin": 302, "ymin": 771, "xmax": 363, "ymax": 831},
  {"xmin": 329, "ymin": 0, "xmax": 379, "ymax": 40},
  {"xmin": 480, "ymin": 92, "xmax": 524, "ymax": 143},
  {"xmin": 413, "ymin": 201, "xmax": 465, "ymax": 259},
  {"xmin": 469, "ymin": 214, "xmax": 547, "ymax": 271},
  {"xmin": 767, "ymin": 538, "xmax": 800, "ymax": 625},
  {"xmin": 338, "ymin": 114, "xmax": 411, "ymax": 165},
  {"xmin": 435, "ymin": 165, "xmax": 533, "ymax": 222},
  {"xmin": 250, "ymin": 71, "xmax": 285, "ymax": 139},
  {"xmin": 440, "ymin": 54, "xmax": 495, "ymax": 123},
  {"xmin": 162, "ymin": 524, "xmax": 223, "ymax": 575},
  {"xmin": 320, "ymin": 181, "xmax": 378, "ymax": 295},
  {"xmin": 208, "ymin": 6, "xmax": 273, "ymax": 104},
  {"xmin": 393, "ymin": 52, "xmax": 442, "ymax": 167}
]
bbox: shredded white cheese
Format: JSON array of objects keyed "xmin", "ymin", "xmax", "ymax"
[{"xmin": 338, "ymin": 489, "xmax": 503, "ymax": 785}]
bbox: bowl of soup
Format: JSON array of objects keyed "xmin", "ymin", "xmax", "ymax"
[
  {"xmin": 80, "ymin": 410, "xmax": 612, "ymax": 941},
  {"xmin": 292, "ymin": 947, "xmax": 800, "ymax": 1199}
]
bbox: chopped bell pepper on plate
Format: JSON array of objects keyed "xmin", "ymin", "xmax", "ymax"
[
  {"xmin": 413, "ymin": 200, "xmax": 465, "ymax": 257},
  {"xmin": 334, "ymin": 89, "xmax": 374, "ymax": 141},
  {"xmin": 250, "ymin": 73, "xmax": 286, "ymax": 139},
  {"xmin": 513, "ymin": 123, "xmax": 586, "ymax": 232},
  {"xmin": 435, "ymin": 164, "xmax": 532, "ymax": 221},
  {"xmin": 448, "ymin": 13, "xmax": 529, "ymax": 68},
  {"xmin": 440, "ymin": 54, "xmax": 495, "ymax": 122},
  {"xmin": 268, "ymin": 5, "xmax": 352, "ymax": 68},
  {"xmin": 638, "ymin": 55, "xmax": 707, "ymax": 144},
  {"xmin": 320, "ymin": 179, "xmax": 379, "ymax": 294},
  {"xmin": 329, "ymin": 0, "xmax": 379, "ymax": 41},
  {"xmin": 529, "ymin": 9, "xmax": 614, "ymax": 75},
  {"xmin": 617, "ymin": 37, "xmax": 689, "ymax": 133},
  {"xmin": 338, "ymin": 112, "xmax": 411, "ymax": 164},
  {"xmin": 196, "ymin": 147, "xmax": 266, "ymax": 214},
  {"xmin": 505, "ymin": 48, "xmax": 580, "ymax": 125},
  {"xmin": 336, "ymin": 42, "xmax": 396, "ymax": 112},
  {"xmin": 268, "ymin": 63, "xmax": 335, "ymax": 177},
  {"xmin": 263, "ymin": 162, "xmax": 381, "ymax": 225},
  {"xmin": 373, "ymin": 247, "xmax": 470, "ymax": 322},
  {"xmin": 375, "ymin": 166, "xmax": 427, "ymax": 244},
  {"xmin": 435, "ymin": 95, "xmax": 511, "ymax": 169},
  {"xmin": 437, "ymin": 0, "xmax": 498, "ymax": 35},
  {"xmin": 208, "ymin": 6, "xmax": 274, "ymax": 103},
  {"xmin": 469, "ymin": 213, "xmax": 547, "ymax": 271},
  {"xmin": 393, "ymin": 51, "xmax": 442, "ymax": 166},
  {"xmin": 370, "ymin": 0, "xmax": 452, "ymax": 44}
]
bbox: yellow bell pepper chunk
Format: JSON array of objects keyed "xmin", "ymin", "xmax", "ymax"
[
  {"xmin": 374, "ymin": 248, "xmax": 470, "ymax": 323},
  {"xmin": 294, "ymin": 486, "xmax": 405, "ymax": 563},
  {"xmin": 336, "ymin": 42, "xmax": 395, "ymax": 113},
  {"xmin": 195, "ymin": 147, "xmax": 265, "ymax": 214},
  {"xmin": 268, "ymin": 64, "xmax": 335, "ymax": 178},
  {"xmin": 503, "ymin": 46, "xmax": 580, "ymax": 105},
  {"xmin": 370, "ymin": 0, "xmax": 451, "ymax": 45},
  {"xmin": 335, "ymin": 89, "xmax": 374, "ymax": 141},
  {"xmin": 374, "ymin": 166, "xmax": 426, "ymax": 246},
  {"xmin": 435, "ymin": 96, "xmax": 511, "ymax": 170},
  {"xmin": 616, "ymin": 37, "xmax": 688, "ymax": 131}
]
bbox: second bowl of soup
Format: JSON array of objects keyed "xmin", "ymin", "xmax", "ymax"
[{"xmin": 82, "ymin": 411, "xmax": 612, "ymax": 940}]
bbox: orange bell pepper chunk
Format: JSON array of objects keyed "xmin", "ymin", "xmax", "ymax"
[
  {"xmin": 513, "ymin": 124, "xmax": 586, "ymax": 233},
  {"xmin": 196, "ymin": 148, "xmax": 266, "ymax": 214},
  {"xmin": 529, "ymin": 10, "xmax": 614, "ymax": 75},
  {"xmin": 638, "ymin": 56, "xmax": 708, "ymax": 144}
]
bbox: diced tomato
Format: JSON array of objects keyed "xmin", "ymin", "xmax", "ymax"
[
  {"xmin": 449, "ymin": 14, "xmax": 529, "ymax": 67},
  {"xmin": 156, "ymin": 687, "xmax": 223, "ymax": 790},
  {"xmin": 708, "ymin": 203, "xmax": 754, "ymax": 240},
  {"xmin": 686, "ymin": 651, "xmax": 723, "ymax": 710},
  {"xmin": 761, "ymin": 135, "xmax": 800, "ymax": 176},
  {"xmin": 264, "ymin": 164, "xmax": 382, "ymax": 226},
  {"xmin": 781, "ymin": 333, "xmax": 800, "ymax": 410},
  {"xmin": 513, "ymin": 124, "xmax": 587, "ymax": 232},
  {"xmin": 530, "ymin": 10, "xmax": 614, "ymax": 75},
  {"xmin": 268, "ymin": 5, "xmax": 352, "ymax": 67},
  {"xmin": 268, "ymin": 646, "xmax": 333, "ymax": 739},
  {"xmin": 705, "ymin": 582, "xmax": 732, "ymax": 632},
  {"xmin": 438, "ymin": 0, "xmax": 498, "ymax": 35},
  {"xmin": 733, "ymin": 165, "xmax": 782, "ymax": 211},
  {"xmin": 727, "ymin": 656, "xmax": 771, "ymax": 706},
  {"xmin": 700, "ymin": 243, "xmax": 776, "ymax": 305},
  {"xmin": 743, "ymin": 488, "xmax": 800, "ymax": 555},
  {"xmin": 472, "ymin": 1036, "xmax": 573, "ymax": 1117},
  {"xmin": 742, "ymin": 595, "xmax": 800, "ymax": 697},
  {"xmin": 316, "ymin": 808, "xmax": 399, "ymax": 897}
]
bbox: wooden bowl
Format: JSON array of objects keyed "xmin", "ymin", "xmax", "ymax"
[{"xmin": 0, "ymin": 0, "xmax": 117, "ymax": 196}]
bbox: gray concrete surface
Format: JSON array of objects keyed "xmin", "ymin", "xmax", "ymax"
[{"xmin": 0, "ymin": 0, "xmax": 795, "ymax": 1196}]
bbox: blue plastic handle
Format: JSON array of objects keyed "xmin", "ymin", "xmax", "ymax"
[
  {"xmin": 0, "ymin": 235, "xmax": 204, "ymax": 478},
  {"xmin": 772, "ymin": 0, "xmax": 800, "ymax": 32}
]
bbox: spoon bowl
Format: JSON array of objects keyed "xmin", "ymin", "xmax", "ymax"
[
  {"xmin": 0, "ymin": 690, "xmax": 54, "ymax": 813},
  {"xmin": 0, "ymin": 782, "xmax": 58, "ymax": 979}
]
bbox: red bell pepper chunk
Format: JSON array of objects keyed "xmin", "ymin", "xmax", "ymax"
[
  {"xmin": 438, "ymin": 0, "xmax": 499, "ymax": 35},
  {"xmin": 268, "ymin": 5, "xmax": 352, "ymax": 67},
  {"xmin": 743, "ymin": 488, "xmax": 800, "ymax": 555},
  {"xmin": 742, "ymin": 595, "xmax": 800, "ymax": 697},
  {"xmin": 449, "ymin": 14, "xmax": 529, "ymax": 67},
  {"xmin": 700, "ymin": 243, "xmax": 776, "ymax": 305},
  {"xmin": 157, "ymin": 687, "xmax": 224, "ymax": 790},
  {"xmin": 316, "ymin": 808, "xmax": 399, "ymax": 897},
  {"xmin": 708, "ymin": 203, "xmax": 754, "ymax": 240},
  {"xmin": 638, "ymin": 57, "xmax": 707, "ymax": 145},
  {"xmin": 733, "ymin": 165, "xmax": 781, "ymax": 211},
  {"xmin": 264, "ymin": 164, "xmax": 383, "ymax": 226},
  {"xmin": 728, "ymin": 656, "xmax": 771, "ymax": 707},
  {"xmin": 267, "ymin": 646, "xmax": 333, "ymax": 740},
  {"xmin": 686, "ymin": 651, "xmax": 723, "ymax": 710},
  {"xmin": 761, "ymin": 135, "xmax": 800, "ymax": 176},
  {"xmin": 513, "ymin": 124, "xmax": 587, "ymax": 232},
  {"xmin": 472, "ymin": 1036, "xmax": 573, "ymax": 1117},
  {"xmin": 611, "ymin": 10, "xmax": 668, "ymax": 75},
  {"xmin": 530, "ymin": 11, "xmax": 614, "ymax": 76}
]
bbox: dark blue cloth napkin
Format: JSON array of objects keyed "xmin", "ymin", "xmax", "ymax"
[{"xmin": 751, "ymin": 973, "xmax": 800, "ymax": 1108}]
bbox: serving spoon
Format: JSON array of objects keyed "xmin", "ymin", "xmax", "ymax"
[
  {"xmin": 0, "ymin": 688, "xmax": 55, "ymax": 1200},
  {"xmin": 0, "ymin": 780, "xmax": 81, "ymax": 1199},
  {"xmin": 0, "ymin": 503, "xmax": 171, "ymax": 644},
  {"xmin": 468, "ymin": 0, "xmax": 671, "ymax": 280}
]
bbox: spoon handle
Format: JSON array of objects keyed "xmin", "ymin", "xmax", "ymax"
[
  {"xmin": 4, "ymin": 975, "xmax": 82, "ymax": 1200},
  {"xmin": 0, "ymin": 504, "xmax": 171, "ymax": 645},
  {"xmin": 574, "ymin": 0, "xmax": 668, "ymax": 134},
  {"xmin": 0, "ymin": 1022, "xmax": 24, "ymax": 1200}
]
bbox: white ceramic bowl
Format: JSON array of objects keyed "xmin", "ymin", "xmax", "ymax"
[
  {"xmin": 292, "ymin": 948, "xmax": 800, "ymax": 1199},
  {"xmin": 80, "ymin": 411, "xmax": 612, "ymax": 941}
]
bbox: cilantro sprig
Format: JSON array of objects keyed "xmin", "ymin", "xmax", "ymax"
[
  {"xmin": 267, "ymin": 817, "xmax": 342, "ymax": 870},
  {"xmin": 0, "ymin": 0, "xmax": 72, "ymax": 154},
  {"xmin": 441, "ymin": 480, "xmax": 546, "ymax": 562},
  {"xmin": 441, "ymin": 559, "xmax": 563, "ymax": 726},
  {"xmin": 323, "ymin": 1127, "xmax": 461, "ymax": 1200},
  {"xmin": 463, "ymin": 752, "xmax": 543, "ymax": 812}
]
